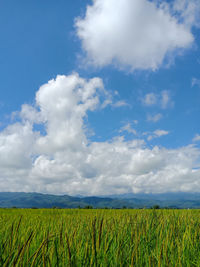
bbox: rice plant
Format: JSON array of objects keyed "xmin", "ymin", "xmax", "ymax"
[{"xmin": 0, "ymin": 208, "xmax": 200, "ymax": 266}]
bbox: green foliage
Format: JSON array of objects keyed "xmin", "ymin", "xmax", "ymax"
[
  {"xmin": 0, "ymin": 209, "xmax": 200, "ymax": 266},
  {"xmin": 83, "ymin": 205, "xmax": 93, "ymax": 209},
  {"xmin": 152, "ymin": 204, "xmax": 160, "ymax": 209}
]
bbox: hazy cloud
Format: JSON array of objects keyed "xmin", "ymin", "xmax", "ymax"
[
  {"xmin": 192, "ymin": 78, "xmax": 200, "ymax": 87},
  {"xmin": 120, "ymin": 123, "xmax": 137, "ymax": 135},
  {"xmin": 173, "ymin": 0, "xmax": 200, "ymax": 28},
  {"xmin": 112, "ymin": 100, "xmax": 129, "ymax": 108},
  {"xmin": 147, "ymin": 129, "xmax": 169, "ymax": 141},
  {"xmin": 147, "ymin": 113, "xmax": 163, "ymax": 122},
  {"xmin": 160, "ymin": 91, "xmax": 172, "ymax": 109},
  {"xmin": 193, "ymin": 134, "xmax": 200, "ymax": 142},
  {"xmin": 142, "ymin": 90, "xmax": 172, "ymax": 109},
  {"xmin": 142, "ymin": 93, "xmax": 157, "ymax": 106}
]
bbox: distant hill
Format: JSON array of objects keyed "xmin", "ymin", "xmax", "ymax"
[{"xmin": 0, "ymin": 192, "xmax": 200, "ymax": 209}]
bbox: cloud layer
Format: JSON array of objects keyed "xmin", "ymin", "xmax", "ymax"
[
  {"xmin": 76, "ymin": 0, "xmax": 199, "ymax": 71},
  {"xmin": 0, "ymin": 73, "xmax": 200, "ymax": 195}
]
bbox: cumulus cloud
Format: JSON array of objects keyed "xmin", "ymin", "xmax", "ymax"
[
  {"xmin": 75, "ymin": 0, "xmax": 199, "ymax": 71},
  {"xmin": 0, "ymin": 73, "xmax": 200, "ymax": 195}
]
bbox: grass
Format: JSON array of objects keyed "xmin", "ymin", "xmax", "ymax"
[{"xmin": 0, "ymin": 209, "xmax": 200, "ymax": 266}]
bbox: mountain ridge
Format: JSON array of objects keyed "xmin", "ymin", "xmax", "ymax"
[{"xmin": 0, "ymin": 192, "xmax": 200, "ymax": 209}]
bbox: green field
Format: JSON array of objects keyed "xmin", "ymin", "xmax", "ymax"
[{"xmin": 0, "ymin": 209, "xmax": 200, "ymax": 266}]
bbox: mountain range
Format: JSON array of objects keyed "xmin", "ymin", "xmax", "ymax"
[{"xmin": 1, "ymin": 192, "xmax": 200, "ymax": 209}]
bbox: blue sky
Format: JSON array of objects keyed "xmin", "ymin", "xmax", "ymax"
[{"xmin": 0, "ymin": 0, "xmax": 200, "ymax": 195}]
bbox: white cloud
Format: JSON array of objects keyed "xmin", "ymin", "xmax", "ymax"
[
  {"xmin": 112, "ymin": 100, "xmax": 129, "ymax": 108},
  {"xmin": 120, "ymin": 123, "xmax": 137, "ymax": 135},
  {"xmin": 75, "ymin": 0, "xmax": 199, "ymax": 71},
  {"xmin": 192, "ymin": 78, "xmax": 200, "ymax": 87},
  {"xmin": 148, "ymin": 129, "xmax": 169, "ymax": 141},
  {"xmin": 147, "ymin": 113, "xmax": 163, "ymax": 122},
  {"xmin": 142, "ymin": 93, "xmax": 157, "ymax": 106},
  {"xmin": 0, "ymin": 122, "xmax": 36, "ymax": 169},
  {"xmin": 101, "ymin": 99, "xmax": 112, "ymax": 109},
  {"xmin": 154, "ymin": 129, "xmax": 169, "ymax": 137},
  {"xmin": 0, "ymin": 73, "xmax": 200, "ymax": 195},
  {"xmin": 160, "ymin": 90, "xmax": 172, "ymax": 109},
  {"xmin": 20, "ymin": 104, "xmax": 43, "ymax": 124},
  {"xmin": 97, "ymin": 90, "xmax": 129, "ymax": 109},
  {"xmin": 173, "ymin": 0, "xmax": 200, "ymax": 28},
  {"xmin": 193, "ymin": 134, "xmax": 200, "ymax": 142},
  {"xmin": 142, "ymin": 90, "xmax": 172, "ymax": 109}
]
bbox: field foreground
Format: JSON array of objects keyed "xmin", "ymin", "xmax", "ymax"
[{"xmin": 0, "ymin": 209, "xmax": 200, "ymax": 266}]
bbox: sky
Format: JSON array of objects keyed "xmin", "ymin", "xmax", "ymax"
[{"xmin": 0, "ymin": 0, "xmax": 200, "ymax": 196}]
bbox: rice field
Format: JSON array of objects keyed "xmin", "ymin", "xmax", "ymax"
[{"xmin": 0, "ymin": 209, "xmax": 200, "ymax": 266}]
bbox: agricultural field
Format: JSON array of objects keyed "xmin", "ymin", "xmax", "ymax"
[{"xmin": 0, "ymin": 209, "xmax": 200, "ymax": 266}]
